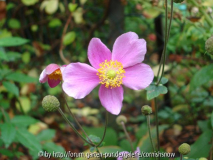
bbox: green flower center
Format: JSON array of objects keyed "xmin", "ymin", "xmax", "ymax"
[{"xmin": 107, "ymin": 69, "xmax": 117, "ymax": 79}]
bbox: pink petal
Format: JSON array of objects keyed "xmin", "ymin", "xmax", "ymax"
[
  {"xmin": 134, "ymin": 147, "xmax": 140, "ymax": 159},
  {"xmin": 117, "ymin": 151, "xmax": 130, "ymax": 160},
  {"xmin": 48, "ymin": 79, "xmax": 61, "ymax": 88},
  {"xmin": 122, "ymin": 63, "xmax": 154, "ymax": 90},
  {"xmin": 60, "ymin": 65, "xmax": 67, "ymax": 74},
  {"xmin": 88, "ymin": 38, "xmax": 112, "ymax": 69},
  {"xmin": 99, "ymin": 85, "xmax": 123, "ymax": 115},
  {"xmin": 39, "ymin": 68, "xmax": 48, "ymax": 83},
  {"xmin": 112, "ymin": 32, "xmax": 147, "ymax": 68},
  {"xmin": 62, "ymin": 63, "xmax": 100, "ymax": 99},
  {"xmin": 45, "ymin": 64, "xmax": 60, "ymax": 75}
]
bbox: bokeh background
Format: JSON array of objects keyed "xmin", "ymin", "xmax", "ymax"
[{"xmin": 0, "ymin": 0, "xmax": 213, "ymax": 160}]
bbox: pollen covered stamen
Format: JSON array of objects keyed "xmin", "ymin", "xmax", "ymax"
[
  {"xmin": 97, "ymin": 60, "xmax": 125, "ymax": 88},
  {"xmin": 48, "ymin": 69, "xmax": 62, "ymax": 81}
]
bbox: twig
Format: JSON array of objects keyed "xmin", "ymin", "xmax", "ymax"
[{"xmin": 59, "ymin": 13, "xmax": 73, "ymax": 64}]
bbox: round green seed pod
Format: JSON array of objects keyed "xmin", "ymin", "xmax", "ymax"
[
  {"xmin": 173, "ymin": 0, "xmax": 184, "ymax": 3},
  {"xmin": 116, "ymin": 115, "xmax": 127, "ymax": 125},
  {"xmin": 205, "ymin": 36, "xmax": 213, "ymax": 55},
  {"xmin": 141, "ymin": 105, "xmax": 152, "ymax": 115},
  {"xmin": 178, "ymin": 143, "xmax": 191, "ymax": 155},
  {"xmin": 199, "ymin": 158, "xmax": 208, "ymax": 160},
  {"xmin": 42, "ymin": 95, "xmax": 60, "ymax": 112}
]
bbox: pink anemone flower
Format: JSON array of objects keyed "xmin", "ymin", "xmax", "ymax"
[
  {"xmin": 39, "ymin": 64, "xmax": 66, "ymax": 88},
  {"xmin": 62, "ymin": 32, "xmax": 154, "ymax": 115},
  {"xmin": 117, "ymin": 147, "xmax": 140, "ymax": 160}
]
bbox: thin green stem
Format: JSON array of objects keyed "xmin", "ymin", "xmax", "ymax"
[
  {"xmin": 62, "ymin": 93, "xmax": 93, "ymax": 144},
  {"xmin": 0, "ymin": 107, "xmax": 8, "ymax": 122},
  {"xmin": 58, "ymin": 107, "xmax": 95, "ymax": 146},
  {"xmin": 167, "ymin": 0, "xmax": 174, "ymax": 42},
  {"xmin": 188, "ymin": 0, "xmax": 213, "ymax": 27},
  {"xmin": 121, "ymin": 121, "xmax": 134, "ymax": 152},
  {"xmin": 96, "ymin": 147, "xmax": 103, "ymax": 160},
  {"xmin": 154, "ymin": 98, "xmax": 160, "ymax": 156},
  {"xmin": 180, "ymin": 154, "xmax": 183, "ymax": 160},
  {"xmin": 96, "ymin": 111, "xmax": 108, "ymax": 147},
  {"xmin": 146, "ymin": 115, "xmax": 156, "ymax": 153},
  {"xmin": 157, "ymin": 0, "xmax": 168, "ymax": 85}
]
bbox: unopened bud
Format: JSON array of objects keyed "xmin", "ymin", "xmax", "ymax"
[
  {"xmin": 116, "ymin": 115, "xmax": 127, "ymax": 125},
  {"xmin": 205, "ymin": 36, "xmax": 213, "ymax": 55},
  {"xmin": 178, "ymin": 143, "xmax": 191, "ymax": 155},
  {"xmin": 173, "ymin": 0, "xmax": 184, "ymax": 3},
  {"xmin": 42, "ymin": 95, "xmax": 60, "ymax": 112},
  {"xmin": 141, "ymin": 105, "xmax": 152, "ymax": 115}
]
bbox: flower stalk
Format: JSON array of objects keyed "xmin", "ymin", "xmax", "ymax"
[
  {"xmin": 121, "ymin": 121, "xmax": 134, "ymax": 152},
  {"xmin": 146, "ymin": 115, "xmax": 156, "ymax": 153}
]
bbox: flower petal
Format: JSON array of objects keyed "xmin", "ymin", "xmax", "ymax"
[
  {"xmin": 112, "ymin": 32, "xmax": 147, "ymax": 68},
  {"xmin": 48, "ymin": 79, "xmax": 61, "ymax": 88},
  {"xmin": 88, "ymin": 38, "xmax": 112, "ymax": 69},
  {"xmin": 62, "ymin": 63, "xmax": 100, "ymax": 99},
  {"xmin": 117, "ymin": 151, "xmax": 130, "ymax": 160},
  {"xmin": 45, "ymin": 64, "xmax": 60, "ymax": 75},
  {"xmin": 99, "ymin": 85, "xmax": 123, "ymax": 115},
  {"xmin": 60, "ymin": 65, "xmax": 67, "ymax": 74},
  {"xmin": 39, "ymin": 68, "xmax": 48, "ymax": 83},
  {"xmin": 122, "ymin": 63, "xmax": 154, "ymax": 90}
]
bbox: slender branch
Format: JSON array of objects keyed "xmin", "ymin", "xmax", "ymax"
[
  {"xmin": 146, "ymin": 115, "xmax": 156, "ymax": 153},
  {"xmin": 180, "ymin": 154, "xmax": 183, "ymax": 160},
  {"xmin": 62, "ymin": 93, "xmax": 93, "ymax": 144},
  {"xmin": 58, "ymin": 107, "xmax": 95, "ymax": 146},
  {"xmin": 96, "ymin": 147, "xmax": 103, "ymax": 160},
  {"xmin": 96, "ymin": 111, "xmax": 108, "ymax": 147},
  {"xmin": 154, "ymin": 98, "xmax": 160, "ymax": 155},
  {"xmin": 59, "ymin": 13, "xmax": 72, "ymax": 64},
  {"xmin": 121, "ymin": 121, "xmax": 134, "ymax": 152}
]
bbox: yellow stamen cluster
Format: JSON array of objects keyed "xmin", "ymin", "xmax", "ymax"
[
  {"xmin": 48, "ymin": 69, "xmax": 62, "ymax": 81},
  {"xmin": 97, "ymin": 60, "xmax": 125, "ymax": 88}
]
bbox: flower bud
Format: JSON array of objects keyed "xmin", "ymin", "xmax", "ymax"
[
  {"xmin": 178, "ymin": 143, "xmax": 191, "ymax": 155},
  {"xmin": 173, "ymin": 0, "xmax": 184, "ymax": 3},
  {"xmin": 199, "ymin": 158, "xmax": 208, "ymax": 160},
  {"xmin": 141, "ymin": 105, "xmax": 152, "ymax": 115},
  {"xmin": 42, "ymin": 95, "xmax": 60, "ymax": 112},
  {"xmin": 116, "ymin": 115, "xmax": 127, "ymax": 125},
  {"xmin": 205, "ymin": 36, "xmax": 213, "ymax": 55}
]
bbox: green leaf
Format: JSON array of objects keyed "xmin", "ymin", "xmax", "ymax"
[
  {"xmin": 187, "ymin": 130, "xmax": 212, "ymax": 158},
  {"xmin": 5, "ymin": 72, "xmax": 37, "ymax": 83},
  {"xmin": 0, "ymin": 149, "xmax": 14, "ymax": 157},
  {"xmin": 8, "ymin": 19, "xmax": 21, "ymax": 29},
  {"xmin": 3, "ymin": 81, "xmax": 19, "ymax": 97},
  {"xmin": 6, "ymin": 51, "xmax": 22, "ymax": 61},
  {"xmin": 48, "ymin": 18, "xmax": 62, "ymax": 28},
  {"xmin": 146, "ymin": 84, "xmax": 168, "ymax": 100},
  {"xmin": 42, "ymin": 142, "xmax": 65, "ymax": 155},
  {"xmin": 211, "ymin": 111, "xmax": 213, "ymax": 129},
  {"xmin": 16, "ymin": 128, "xmax": 42, "ymax": 159},
  {"xmin": 190, "ymin": 64, "xmax": 213, "ymax": 91},
  {"xmin": 160, "ymin": 77, "xmax": 168, "ymax": 85},
  {"xmin": 68, "ymin": 3, "xmax": 78, "ymax": 12},
  {"xmin": 22, "ymin": 52, "xmax": 31, "ymax": 64},
  {"xmin": 36, "ymin": 129, "xmax": 56, "ymax": 142},
  {"xmin": 0, "ymin": 51, "xmax": 8, "ymax": 61},
  {"xmin": 63, "ymin": 31, "xmax": 76, "ymax": 45},
  {"xmin": 21, "ymin": 0, "xmax": 39, "ymax": 6},
  {"xmin": 82, "ymin": 127, "xmax": 117, "ymax": 146},
  {"xmin": 87, "ymin": 135, "xmax": 101, "ymax": 145},
  {"xmin": 0, "ymin": 123, "xmax": 16, "ymax": 148},
  {"xmin": 11, "ymin": 116, "xmax": 37, "ymax": 127},
  {"xmin": 89, "ymin": 147, "xmax": 96, "ymax": 152},
  {"xmin": 0, "ymin": 37, "xmax": 29, "ymax": 47}
]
